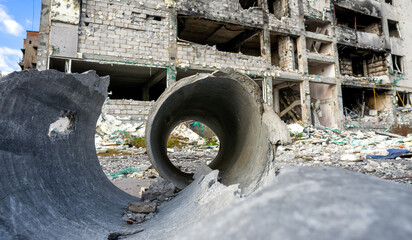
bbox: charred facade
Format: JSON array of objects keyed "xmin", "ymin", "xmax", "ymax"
[{"xmin": 37, "ymin": 0, "xmax": 412, "ymax": 128}]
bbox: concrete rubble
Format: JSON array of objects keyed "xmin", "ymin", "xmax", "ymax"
[
  {"xmin": 127, "ymin": 202, "xmax": 157, "ymax": 214},
  {"xmin": 95, "ymin": 113, "xmax": 204, "ymax": 153},
  {"xmin": 276, "ymin": 124, "xmax": 412, "ymax": 184}
]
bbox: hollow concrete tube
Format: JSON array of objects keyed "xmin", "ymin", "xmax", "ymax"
[{"xmin": 145, "ymin": 70, "xmax": 290, "ymax": 191}]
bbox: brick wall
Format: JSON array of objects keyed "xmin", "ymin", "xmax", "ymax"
[
  {"xmin": 102, "ymin": 99, "xmax": 154, "ymax": 122},
  {"xmin": 78, "ymin": 0, "xmax": 169, "ymax": 63},
  {"xmin": 339, "ymin": 57, "xmax": 352, "ymax": 76},
  {"xmin": 278, "ymin": 36, "xmax": 294, "ymax": 70},
  {"xmin": 367, "ymin": 55, "xmax": 388, "ymax": 77},
  {"xmin": 177, "ymin": 43, "xmax": 268, "ymax": 74},
  {"xmin": 364, "ymin": 22, "xmax": 381, "ymax": 35}
]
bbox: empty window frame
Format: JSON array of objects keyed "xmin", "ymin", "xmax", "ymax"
[
  {"xmin": 397, "ymin": 91, "xmax": 408, "ymax": 107},
  {"xmin": 385, "ymin": 0, "xmax": 393, "ymax": 5},
  {"xmin": 239, "ymin": 0, "xmax": 259, "ymax": 9},
  {"xmin": 308, "ymin": 60, "xmax": 335, "ymax": 77},
  {"xmin": 305, "ymin": 18, "xmax": 330, "ymax": 36},
  {"xmin": 177, "ymin": 15, "xmax": 262, "ymax": 57},
  {"xmin": 268, "ymin": 0, "xmax": 289, "ymax": 18},
  {"xmin": 387, "ymin": 20, "xmax": 401, "ymax": 38},
  {"xmin": 306, "ymin": 38, "xmax": 333, "ymax": 56},
  {"xmin": 392, "ymin": 55, "xmax": 403, "ymax": 73},
  {"xmin": 270, "ymin": 33, "xmax": 299, "ymax": 70}
]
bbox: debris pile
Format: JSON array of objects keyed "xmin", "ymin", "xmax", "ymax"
[
  {"xmin": 96, "ymin": 113, "xmax": 220, "ymax": 180},
  {"xmin": 95, "ymin": 113, "xmax": 212, "ymax": 154},
  {"xmin": 122, "ymin": 178, "xmax": 177, "ymax": 225},
  {"xmin": 95, "ymin": 113, "xmax": 145, "ymax": 153},
  {"xmin": 99, "ymin": 147, "xmax": 219, "ymax": 181},
  {"xmin": 277, "ymin": 124, "xmax": 412, "ymax": 184},
  {"xmin": 343, "ymin": 109, "xmax": 393, "ymax": 130}
]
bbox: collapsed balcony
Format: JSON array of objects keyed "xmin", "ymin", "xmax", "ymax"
[
  {"xmin": 177, "ymin": 15, "xmax": 262, "ymax": 57},
  {"xmin": 342, "ymin": 86, "xmax": 393, "ymax": 129}
]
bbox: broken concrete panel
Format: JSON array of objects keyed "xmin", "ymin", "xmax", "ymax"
[
  {"xmin": 172, "ymin": 167, "xmax": 412, "ymax": 240},
  {"xmin": 50, "ymin": 22, "xmax": 79, "ymax": 57},
  {"xmin": 127, "ymin": 202, "xmax": 157, "ymax": 213},
  {"xmin": 145, "ymin": 70, "xmax": 291, "ymax": 191},
  {"xmin": 176, "ymin": 0, "xmax": 264, "ymax": 27},
  {"xmin": 357, "ymin": 31, "xmax": 385, "ymax": 51},
  {"xmin": 335, "ymin": 26, "xmax": 357, "ymax": 47},
  {"xmin": 0, "ymin": 70, "xmax": 138, "ymax": 239},
  {"xmin": 333, "ymin": 0, "xmax": 381, "ymax": 17},
  {"xmin": 51, "ymin": 0, "xmax": 80, "ymax": 24},
  {"xmin": 133, "ymin": 170, "xmax": 242, "ymax": 239}
]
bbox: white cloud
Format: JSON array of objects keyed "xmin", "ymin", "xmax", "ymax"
[
  {"xmin": 0, "ymin": 5, "xmax": 24, "ymax": 36},
  {"xmin": 0, "ymin": 47, "xmax": 22, "ymax": 75}
]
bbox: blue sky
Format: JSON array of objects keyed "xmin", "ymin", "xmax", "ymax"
[{"xmin": 0, "ymin": 0, "xmax": 41, "ymax": 75}]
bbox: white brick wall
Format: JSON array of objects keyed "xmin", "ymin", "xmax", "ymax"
[
  {"xmin": 102, "ymin": 99, "xmax": 155, "ymax": 121},
  {"xmin": 79, "ymin": 0, "xmax": 169, "ymax": 62}
]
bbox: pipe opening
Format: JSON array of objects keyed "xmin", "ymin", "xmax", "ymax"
[
  {"xmin": 166, "ymin": 120, "xmax": 220, "ymax": 175},
  {"xmin": 146, "ymin": 73, "xmax": 265, "ymax": 189}
]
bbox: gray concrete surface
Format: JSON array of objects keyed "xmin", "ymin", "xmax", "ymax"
[
  {"xmin": 128, "ymin": 167, "xmax": 412, "ymax": 240},
  {"xmin": 174, "ymin": 166, "xmax": 412, "ymax": 240},
  {"xmin": 145, "ymin": 70, "xmax": 290, "ymax": 191},
  {"xmin": 0, "ymin": 70, "xmax": 138, "ymax": 239}
]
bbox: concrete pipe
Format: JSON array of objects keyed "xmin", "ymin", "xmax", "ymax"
[
  {"xmin": 0, "ymin": 70, "xmax": 138, "ymax": 239},
  {"xmin": 146, "ymin": 70, "xmax": 290, "ymax": 191},
  {"xmin": 0, "ymin": 70, "xmax": 289, "ymax": 239}
]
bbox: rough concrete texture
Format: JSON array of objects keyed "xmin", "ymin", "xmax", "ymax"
[
  {"xmin": 0, "ymin": 70, "xmax": 138, "ymax": 239},
  {"xmin": 145, "ymin": 70, "xmax": 291, "ymax": 191},
  {"xmin": 128, "ymin": 170, "xmax": 242, "ymax": 240},
  {"xmin": 124, "ymin": 167, "xmax": 412, "ymax": 240}
]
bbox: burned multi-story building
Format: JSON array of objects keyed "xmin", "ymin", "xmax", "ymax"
[{"xmin": 37, "ymin": 0, "xmax": 412, "ymax": 128}]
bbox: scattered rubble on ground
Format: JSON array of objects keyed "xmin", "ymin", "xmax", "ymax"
[
  {"xmin": 122, "ymin": 178, "xmax": 178, "ymax": 225},
  {"xmin": 98, "ymin": 117, "xmax": 411, "ymax": 187},
  {"xmin": 96, "ymin": 114, "xmax": 411, "ymax": 230},
  {"xmin": 277, "ymin": 123, "xmax": 412, "ymax": 184},
  {"xmin": 96, "ymin": 113, "xmax": 219, "ymax": 181}
]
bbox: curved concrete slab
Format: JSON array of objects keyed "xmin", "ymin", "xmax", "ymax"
[
  {"xmin": 0, "ymin": 70, "xmax": 138, "ymax": 239},
  {"xmin": 169, "ymin": 167, "xmax": 412, "ymax": 240}
]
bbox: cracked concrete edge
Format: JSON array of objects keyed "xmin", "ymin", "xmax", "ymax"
[
  {"xmin": 173, "ymin": 166, "xmax": 412, "ymax": 240},
  {"xmin": 0, "ymin": 70, "xmax": 137, "ymax": 240}
]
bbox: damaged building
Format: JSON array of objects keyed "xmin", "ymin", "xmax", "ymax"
[
  {"xmin": 37, "ymin": 0, "xmax": 412, "ymax": 129},
  {"xmin": 19, "ymin": 31, "xmax": 39, "ymax": 70}
]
